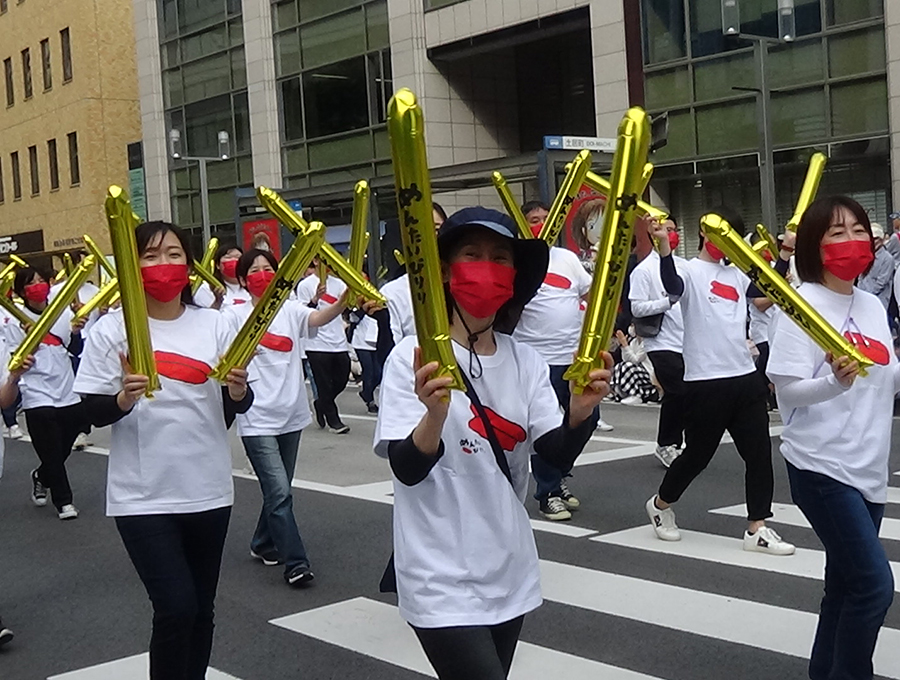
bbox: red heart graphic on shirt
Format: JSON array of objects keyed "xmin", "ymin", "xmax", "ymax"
[
  {"xmin": 155, "ymin": 351, "xmax": 211, "ymax": 385},
  {"xmin": 710, "ymin": 280, "xmax": 739, "ymax": 302},
  {"xmin": 232, "ymin": 298, "xmax": 247, "ymax": 305},
  {"xmin": 41, "ymin": 333, "xmax": 63, "ymax": 346},
  {"xmin": 843, "ymin": 332, "xmax": 890, "ymax": 366},
  {"xmin": 321, "ymin": 293, "xmax": 338, "ymax": 304},
  {"xmin": 467, "ymin": 404, "xmax": 527, "ymax": 452},
  {"xmin": 544, "ymin": 273, "xmax": 572, "ymax": 289},
  {"xmin": 259, "ymin": 332, "xmax": 294, "ymax": 353}
]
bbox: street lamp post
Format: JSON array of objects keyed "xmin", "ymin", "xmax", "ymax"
[{"xmin": 168, "ymin": 129, "xmax": 231, "ymax": 246}]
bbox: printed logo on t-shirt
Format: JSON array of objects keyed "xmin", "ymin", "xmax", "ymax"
[
  {"xmin": 232, "ymin": 298, "xmax": 247, "ymax": 305},
  {"xmin": 259, "ymin": 332, "xmax": 294, "ymax": 353},
  {"xmin": 467, "ymin": 404, "xmax": 527, "ymax": 452},
  {"xmin": 709, "ymin": 280, "xmax": 739, "ymax": 302},
  {"xmin": 843, "ymin": 331, "xmax": 890, "ymax": 365},
  {"xmin": 154, "ymin": 350, "xmax": 211, "ymax": 385},
  {"xmin": 543, "ymin": 273, "xmax": 572, "ymax": 289},
  {"xmin": 321, "ymin": 293, "xmax": 338, "ymax": 305},
  {"xmin": 41, "ymin": 333, "xmax": 63, "ymax": 347}
]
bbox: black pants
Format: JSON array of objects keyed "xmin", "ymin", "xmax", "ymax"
[
  {"xmin": 412, "ymin": 616, "xmax": 525, "ymax": 680},
  {"xmin": 116, "ymin": 507, "xmax": 231, "ymax": 680},
  {"xmin": 24, "ymin": 402, "xmax": 86, "ymax": 509},
  {"xmin": 658, "ymin": 371, "xmax": 774, "ymax": 522},
  {"xmin": 306, "ymin": 351, "xmax": 350, "ymax": 428},
  {"xmin": 647, "ymin": 350, "xmax": 686, "ymax": 448},
  {"xmin": 755, "ymin": 341, "xmax": 778, "ymax": 409}
]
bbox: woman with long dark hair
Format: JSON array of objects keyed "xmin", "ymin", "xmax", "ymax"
[
  {"xmin": 768, "ymin": 196, "xmax": 896, "ymax": 680},
  {"xmin": 74, "ymin": 221, "xmax": 252, "ymax": 680}
]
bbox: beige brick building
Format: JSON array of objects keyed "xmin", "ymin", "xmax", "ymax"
[{"xmin": 0, "ymin": 0, "xmax": 142, "ymax": 269}]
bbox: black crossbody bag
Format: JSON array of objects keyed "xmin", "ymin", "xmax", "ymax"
[{"xmin": 379, "ymin": 371, "xmax": 514, "ymax": 593}]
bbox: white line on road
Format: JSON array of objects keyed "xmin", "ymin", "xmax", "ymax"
[
  {"xmin": 48, "ymin": 653, "xmax": 240, "ymax": 680},
  {"xmin": 711, "ymin": 502, "xmax": 900, "ymax": 542},
  {"xmin": 539, "ymin": 559, "xmax": 900, "ymax": 678},
  {"xmin": 270, "ymin": 597, "xmax": 661, "ymax": 680}
]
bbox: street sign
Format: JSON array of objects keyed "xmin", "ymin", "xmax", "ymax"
[{"xmin": 543, "ymin": 135, "xmax": 616, "ymax": 153}]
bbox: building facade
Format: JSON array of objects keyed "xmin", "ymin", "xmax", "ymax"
[
  {"xmin": 129, "ymin": 0, "xmax": 899, "ymax": 256},
  {"xmin": 0, "ymin": 0, "xmax": 143, "ymax": 267}
]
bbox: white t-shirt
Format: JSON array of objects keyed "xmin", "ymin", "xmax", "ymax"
[
  {"xmin": 514, "ymin": 247, "xmax": 592, "ymax": 366},
  {"xmin": 73, "ymin": 306, "xmax": 236, "ymax": 516},
  {"xmin": 223, "ymin": 300, "xmax": 315, "ymax": 437},
  {"xmin": 222, "ymin": 282, "xmax": 250, "ymax": 308},
  {"xmin": 628, "ymin": 251, "xmax": 685, "ymax": 354},
  {"xmin": 381, "ymin": 273, "xmax": 415, "ymax": 345},
  {"xmin": 295, "ymin": 275, "xmax": 348, "ymax": 353},
  {"xmin": 50, "ymin": 280, "xmax": 101, "ymax": 335},
  {"xmin": 351, "ymin": 313, "xmax": 376, "ymax": 351},
  {"xmin": 374, "ymin": 334, "xmax": 561, "ymax": 628},
  {"xmin": 768, "ymin": 283, "xmax": 897, "ymax": 503},
  {"xmin": 749, "ymin": 301, "xmax": 777, "ymax": 347},
  {"xmin": 193, "ymin": 282, "xmax": 216, "ymax": 308},
  {"xmin": 677, "ymin": 258, "xmax": 756, "ymax": 382},
  {"xmin": 7, "ymin": 306, "xmax": 81, "ymax": 410},
  {"xmin": 0, "ymin": 335, "xmax": 8, "ymax": 479}
]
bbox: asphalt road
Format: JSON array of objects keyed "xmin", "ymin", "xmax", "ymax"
[{"xmin": 1, "ymin": 390, "xmax": 899, "ymax": 680}]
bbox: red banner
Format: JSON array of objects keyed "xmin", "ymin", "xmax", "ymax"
[{"xmin": 242, "ymin": 218, "xmax": 282, "ymax": 259}]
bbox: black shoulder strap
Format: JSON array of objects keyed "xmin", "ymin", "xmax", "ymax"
[{"xmin": 459, "ymin": 369, "xmax": 514, "ymax": 488}]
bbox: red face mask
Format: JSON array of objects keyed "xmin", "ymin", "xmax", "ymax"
[
  {"xmin": 705, "ymin": 241, "xmax": 725, "ymax": 261},
  {"xmin": 449, "ymin": 261, "xmax": 515, "ymax": 319},
  {"xmin": 141, "ymin": 264, "xmax": 190, "ymax": 302},
  {"xmin": 221, "ymin": 259, "xmax": 238, "ymax": 279},
  {"xmin": 530, "ymin": 223, "xmax": 543, "ymax": 238},
  {"xmin": 24, "ymin": 282, "xmax": 50, "ymax": 304},
  {"xmin": 667, "ymin": 231, "xmax": 680, "ymax": 251},
  {"xmin": 246, "ymin": 270, "xmax": 275, "ymax": 298},
  {"xmin": 821, "ymin": 240, "xmax": 874, "ymax": 281}
]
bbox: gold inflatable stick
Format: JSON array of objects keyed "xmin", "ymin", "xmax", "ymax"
[
  {"xmin": 755, "ymin": 224, "xmax": 779, "ymax": 260},
  {"xmin": 786, "ymin": 152, "xmax": 827, "ymax": 232},
  {"xmin": 73, "ymin": 277, "xmax": 119, "ymax": 323},
  {"xmin": 256, "ymin": 187, "xmax": 386, "ymax": 305},
  {"xmin": 565, "ymin": 108, "xmax": 652, "ymax": 393},
  {"xmin": 538, "ymin": 150, "xmax": 592, "ymax": 246},
  {"xmin": 393, "ymin": 249, "xmax": 405, "ymax": 267},
  {"xmin": 84, "ymin": 235, "xmax": 117, "ymax": 279},
  {"xmin": 348, "ymin": 180, "xmax": 371, "ymax": 272},
  {"xmin": 10, "ymin": 255, "xmax": 28, "ymax": 269},
  {"xmin": 63, "ymin": 253, "xmax": 75, "ymax": 277},
  {"xmin": 192, "ymin": 237, "xmax": 219, "ymax": 294},
  {"xmin": 387, "ymin": 88, "xmax": 463, "ymax": 391},
  {"xmin": 191, "ymin": 260, "xmax": 222, "ymax": 294},
  {"xmin": 105, "ymin": 186, "xmax": 159, "ymax": 396},
  {"xmin": 9, "ymin": 256, "xmax": 95, "ymax": 371},
  {"xmin": 0, "ymin": 288, "xmax": 32, "ymax": 327},
  {"xmin": 701, "ymin": 213, "xmax": 873, "ymax": 376},
  {"xmin": 210, "ymin": 216, "xmax": 325, "ymax": 380},
  {"xmin": 582, "ymin": 170, "xmax": 668, "ymax": 223},
  {"xmin": 491, "ymin": 171, "xmax": 532, "ymax": 240}
]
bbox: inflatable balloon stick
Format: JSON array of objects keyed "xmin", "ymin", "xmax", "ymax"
[
  {"xmin": 10, "ymin": 255, "xmax": 27, "ymax": 269},
  {"xmin": 582, "ymin": 170, "xmax": 668, "ymax": 223},
  {"xmin": 84, "ymin": 235, "xmax": 117, "ymax": 279},
  {"xmin": 192, "ymin": 237, "xmax": 219, "ymax": 293},
  {"xmin": 786, "ymin": 152, "xmax": 827, "ymax": 232},
  {"xmin": 73, "ymin": 277, "xmax": 119, "ymax": 324},
  {"xmin": 211, "ymin": 208, "xmax": 325, "ymax": 381},
  {"xmin": 9, "ymin": 256, "xmax": 95, "ymax": 371},
  {"xmin": 755, "ymin": 223, "xmax": 779, "ymax": 260},
  {"xmin": 491, "ymin": 171, "xmax": 532, "ymax": 240},
  {"xmin": 387, "ymin": 88, "xmax": 463, "ymax": 391},
  {"xmin": 538, "ymin": 150, "xmax": 592, "ymax": 246},
  {"xmin": 701, "ymin": 213, "xmax": 873, "ymax": 376},
  {"xmin": 105, "ymin": 185, "xmax": 159, "ymax": 396},
  {"xmin": 0, "ymin": 288, "xmax": 32, "ymax": 327},
  {"xmin": 348, "ymin": 180, "xmax": 371, "ymax": 271},
  {"xmin": 565, "ymin": 108, "xmax": 652, "ymax": 393}
]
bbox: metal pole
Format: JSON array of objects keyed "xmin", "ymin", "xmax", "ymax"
[
  {"xmin": 198, "ymin": 158, "xmax": 211, "ymax": 245},
  {"xmin": 756, "ymin": 40, "xmax": 777, "ymax": 229}
]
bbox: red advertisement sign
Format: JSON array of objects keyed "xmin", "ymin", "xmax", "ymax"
[{"xmin": 242, "ymin": 218, "xmax": 282, "ymax": 259}]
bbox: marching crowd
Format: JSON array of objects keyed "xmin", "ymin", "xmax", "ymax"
[{"xmin": 0, "ymin": 196, "xmax": 896, "ymax": 680}]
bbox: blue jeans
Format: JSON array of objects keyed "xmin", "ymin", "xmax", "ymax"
[
  {"xmin": 532, "ymin": 364, "xmax": 574, "ymax": 501},
  {"xmin": 303, "ymin": 359, "xmax": 318, "ymax": 401},
  {"xmin": 357, "ymin": 348, "xmax": 383, "ymax": 404},
  {"xmin": 786, "ymin": 462, "xmax": 894, "ymax": 680},
  {"xmin": 242, "ymin": 431, "xmax": 310, "ymax": 574}
]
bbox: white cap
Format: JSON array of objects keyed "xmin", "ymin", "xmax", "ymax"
[{"xmin": 871, "ymin": 222, "xmax": 884, "ymax": 240}]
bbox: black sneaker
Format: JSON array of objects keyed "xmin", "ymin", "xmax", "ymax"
[
  {"xmin": 285, "ymin": 566, "xmax": 315, "ymax": 587},
  {"xmin": 0, "ymin": 618, "xmax": 13, "ymax": 648},
  {"xmin": 250, "ymin": 549, "xmax": 281, "ymax": 566},
  {"xmin": 558, "ymin": 482, "xmax": 580, "ymax": 510},
  {"xmin": 313, "ymin": 400, "xmax": 326, "ymax": 429},
  {"xmin": 366, "ymin": 402, "xmax": 379, "ymax": 414},
  {"xmin": 31, "ymin": 469, "xmax": 48, "ymax": 507},
  {"xmin": 539, "ymin": 496, "xmax": 572, "ymax": 521}
]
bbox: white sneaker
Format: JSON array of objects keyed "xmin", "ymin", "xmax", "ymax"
[
  {"xmin": 8, "ymin": 425, "xmax": 23, "ymax": 439},
  {"xmin": 73, "ymin": 433, "xmax": 91, "ymax": 450},
  {"xmin": 645, "ymin": 495, "xmax": 681, "ymax": 541},
  {"xmin": 58, "ymin": 504, "xmax": 79, "ymax": 521},
  {"xmin": 653, "ymin": 445, "xmax": 680, "ymax": 468},
  {"xmin": 621, "ymin": 395, "xmax": 642, "ymax": 406},
  {"xmin": 743, "ymin": 526, "xmax": 795, "ymax": 555},
  {"xmin": 596, "ymin": 418, "xmax": 614, "ymax": 432}
]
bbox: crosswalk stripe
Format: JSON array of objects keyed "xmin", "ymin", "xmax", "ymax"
[
  {"xmin": 710, "ymin": 502, "xmax": 900, "ymax": 542},
  {"xmin": 47, "ymin": 653, "xmax": 240, "ymax": 679},
  {"xmin": 539, "ymin": 559, "xmax": 900, "ymax": 678},
  {"xmin": 590, "ymin": 526, "xmax": 900, "ymax": 592},
  {"xmin": 888, "ymin": 487, "xmax": 900, "ymax": 504},
  {"xmin": 270, "ymin": 596, "xmax": 661, "ymax": 679}
]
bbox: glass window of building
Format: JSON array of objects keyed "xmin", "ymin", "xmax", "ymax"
[
  {"xmin": 60, "ymin": 27, "xmax": 72, "ymax": 82},
  {"xmin": 27, "ymin": 145, "xmax": 38, "ymax": 195},
  {"xmin": 47, "ymin": 138, "xmax": 59, "ymax": 190},
  {"xmin": 67, "ymin": 131, "xmax": 79, "ymax": 185},
  {"xmin": 0, "ymin": 0, "xmax": 7, "ymax": 13},
  {"xmin": 0, "ymin": 158, "xmax": 5, "ymax": 203},
  {"xmin": 642, "ymin": 0, "xmax": 686, "ymax": 64},
  {"xmin": 3, "ymin": 58, "xmax": 13, "ymax": 106},
  {"xmin": 10, "ymin": 151, "xmax": 21, "ymax": 199},
  {"xmin": 21, "ymin": 48, "xmax": 32, "ymax": 99},
  {"xmin": 40, "ymin": 38, "xmax": 51, "ymax": 90},
  {"xmin": 826, "ymin": 0, "xmax": 883, "ymax": 26}
]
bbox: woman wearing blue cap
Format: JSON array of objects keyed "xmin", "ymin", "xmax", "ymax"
[{"xmin": 374, "ymin": 207, "xmax": 613, "ymax": 680}]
